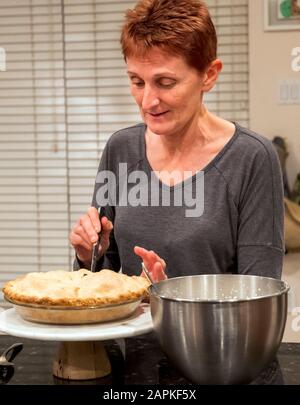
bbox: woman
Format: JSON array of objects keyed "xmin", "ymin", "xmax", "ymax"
[
  {"xmin": 69, "ymin": 0, "xmax": 284, "ymax": 384},
  {"xmin": 70, "ymin": 0, "xmax": 283, "ymax": 281}
]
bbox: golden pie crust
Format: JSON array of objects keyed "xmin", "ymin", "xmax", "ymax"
[{"xmin": 3, "ymin": 269, "xmax": 150, "ymax": 307}]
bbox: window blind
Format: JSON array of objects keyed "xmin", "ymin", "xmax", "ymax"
[
  {"xmin": 0, "ymin": 0, "xmax": 248, "ymax": 304},
  {"xmin": 0, "ymin": 0, "xmax": 68, "ymax": 304}
]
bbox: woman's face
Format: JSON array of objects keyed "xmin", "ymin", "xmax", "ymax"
[{"xmin": 126, "ymin": 48, "xmax": 207, "ymax": 137}]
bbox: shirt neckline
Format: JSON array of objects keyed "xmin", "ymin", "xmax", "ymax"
[{"xmin": 140, "ymin": 122, "xmax": 240, "ymax": 190}]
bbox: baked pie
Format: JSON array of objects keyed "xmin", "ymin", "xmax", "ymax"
[{"xmin": 3, "ymin": 269, "xmax": 150, "ymax": 307}]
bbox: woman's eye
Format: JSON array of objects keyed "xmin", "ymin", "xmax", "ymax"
[
  {"xmin": 158, "ymin": 80, "xmax": 176, "ymax": 88},
  {"xmin": 129, "ymin": 77, "xmax": 176, "ymax": 88},
  {"xmin": 130, "ymin": 78, "xmax": 144, "ymax": 88}
]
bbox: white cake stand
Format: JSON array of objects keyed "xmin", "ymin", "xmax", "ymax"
[{"xmin": 0, "ymin": 303, "xmax": 152, "ymax": 380}]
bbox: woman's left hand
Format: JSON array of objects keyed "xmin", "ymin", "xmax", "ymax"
[{"xmin": 134, "ymin": 246, "xmax": 167, "ymax": 282}]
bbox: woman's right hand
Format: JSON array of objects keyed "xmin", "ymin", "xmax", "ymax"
[{"xmin": 69, "ymin": 207, "xmax": 113, "ymax": 268}]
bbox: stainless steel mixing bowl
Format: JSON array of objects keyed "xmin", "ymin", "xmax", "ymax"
[{"xmin": 149, "ymin": 274, "xmax": 289, "ymax": 385}]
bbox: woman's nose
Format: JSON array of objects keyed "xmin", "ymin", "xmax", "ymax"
[{"xmin": 141, "ymin": 86, "xmax": 160, "ymax": 110}]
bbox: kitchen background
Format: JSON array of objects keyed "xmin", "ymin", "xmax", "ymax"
[{"xmin": 0, "ymin": 0, "xmax": 299, "ymax": 341}]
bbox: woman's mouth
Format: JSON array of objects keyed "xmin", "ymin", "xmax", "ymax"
[{"xmin": 148, "ymin": 111, "xmax": 169, "ymax": 118}]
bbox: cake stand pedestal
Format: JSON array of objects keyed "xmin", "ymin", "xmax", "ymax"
[
  {"xmin": 52, "ymin": 341, "xmax": 111, "ymax": 380},
  {"xmin": 0, "ymin": 303, "xmax": 152, "ymax": 381}
]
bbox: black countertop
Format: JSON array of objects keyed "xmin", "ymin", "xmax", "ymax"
[{"xmin": 1, "ymin": 332, "xmax": 300, "ymax": 386}]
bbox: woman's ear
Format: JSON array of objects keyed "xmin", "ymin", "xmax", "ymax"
[{"xmin": 202, "ymin": 59, "xmax": 223, "ymax": 92}]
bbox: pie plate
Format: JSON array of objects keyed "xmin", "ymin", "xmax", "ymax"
[{"xmin": 4, "ymin": 295, "xmax": 143, "ymax": 325}]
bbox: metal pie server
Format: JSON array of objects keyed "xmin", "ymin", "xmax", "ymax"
[{"xmin": 90, "ymin": 207, "xmax": 102, "ymax": 273}]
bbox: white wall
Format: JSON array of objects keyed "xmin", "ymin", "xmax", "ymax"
[
  {"xmin": 249, "ymin": 0, "xmax": 300, "ymax": 188},
  {"xmin": 249, "ymin": 1, "xmax": 300, "ymax": 343}
]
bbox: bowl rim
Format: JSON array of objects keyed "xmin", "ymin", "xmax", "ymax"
[{"xmin": 149, "ymin": 274, "xmax": 290, "ymax": 303}]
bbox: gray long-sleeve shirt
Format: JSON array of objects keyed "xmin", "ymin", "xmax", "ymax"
[
  {"xmin": 74, "ymin": 122, "xmax": 284, "ymax": 279},
  {"xmin": 73, "ymin": 121, "xmax": 285, "ymax": 385}
]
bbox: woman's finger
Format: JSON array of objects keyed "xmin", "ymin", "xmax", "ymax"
[
  {"xmin": 134, "ymin": 246, "xmax": 149, "ymax": 265},
  {"xmin": 153, "ymin": 262, "xmax": 168, "ymax": 281},
  {"xmin": 80, "ymin": 214, "xmax": 99, "ymax": 244},
  {"xmin": 71, "ymin": 221, "xmax": 92, "ymax": 248},
  {"xmin": 143, "ymin": 262, "xmax": 167, "ymax": 283},
  {"xmin": 98, "ymin": 217, "xmax": 113, "ymax": 252},
  {"xmin": 70, "ymin": 232, "xmax": 91, "ymax": 251},
  {"xmin": 101, "ymin": 216, "xmax": 113, "ymax": 233},
  {"xmin": 159, "ymin": 258, "xmax": 166, "ymax": 270},
  {"xmin": 145, "ymin": 250, "xmax": 163, "ymax": 271},
  {"xmin": 87, "ymin": 206, "xmax": 101, "ymax": 232},
  {"xmin": 134, "ymin": 246, "xmax": 162, "ymax": 269},
  {"xmin": 76, "ymin": 225, "xmax": 93, "ymax": 247}
]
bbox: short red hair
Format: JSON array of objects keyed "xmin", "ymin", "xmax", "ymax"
[{"xmin": 120, "ymin": 0, "xmax": 217, "ymax": 72}]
